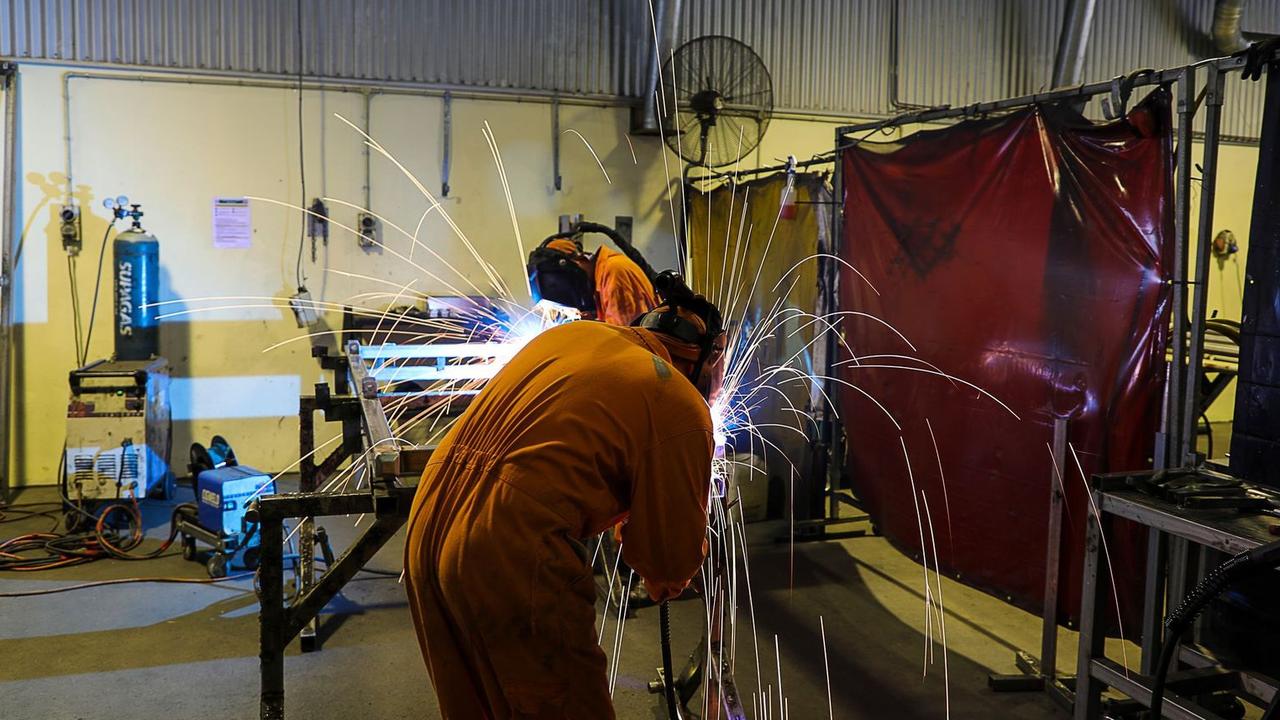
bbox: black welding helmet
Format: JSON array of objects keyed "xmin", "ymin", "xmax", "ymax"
[{"xmin": 527, "ymin": 233, "xmax": 596, "ymax": 314}]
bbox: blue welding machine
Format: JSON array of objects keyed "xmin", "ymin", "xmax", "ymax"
[
  {"xmin": 185, "ymin": 464, "xmax": 275, "ymax": 576},
  {"xmin": 197, "ymin": 465, "xmax": 273, "ymax": 544}
]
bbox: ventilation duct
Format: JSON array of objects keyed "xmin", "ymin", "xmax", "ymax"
[
  {"xmin": 631, "ymin": 0, "xmax": 682, "ymax": 135},
  {"xmin": 1212, "ymin": 0, "xmax": 1250, "ymax": 55},
  {"xmin": 1050, "ymin": 0, "xmax": 1098, "ymax": 88}
]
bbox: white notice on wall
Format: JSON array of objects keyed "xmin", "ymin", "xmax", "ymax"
[{"xmin": 212, "ymin": 197, "xmax": 252, "ymax": 248}]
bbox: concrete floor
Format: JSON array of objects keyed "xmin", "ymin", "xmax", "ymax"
[{"xmin": 1, "ymin": 482, "xmax": 1117, "ymax": 720}]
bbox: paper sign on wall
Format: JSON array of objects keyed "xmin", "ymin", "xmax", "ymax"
[{"xmin": 213, "ymin": 197, "xmax": 252, "ymax": 248}]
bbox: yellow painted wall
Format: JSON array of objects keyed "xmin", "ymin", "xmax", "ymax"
[
  {"xmin": 5, "ymin": 63, "xmax": 1260, "ymax": 486},
  {"xmin": 7, "ymin": 64, "xmax": 855, "ymax": 486},
  {"xmin": 1192, "ymin": 143, "xmax": 1257, "ymax": 423}
]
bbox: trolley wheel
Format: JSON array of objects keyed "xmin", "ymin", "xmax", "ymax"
[
  {"xmin": 181, "ymin": 535, "xmax": 197, "ymax": 561},
  {"xmin": 242, "ymin": 546, "xmax": 262, "ymax": 571},
  {"xmin": 207, "ymin": 553, "xmax": 227, "ymax": 579}
]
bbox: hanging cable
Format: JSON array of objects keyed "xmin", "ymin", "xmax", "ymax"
[
  {"xmin": 81, "ymin": 221, "xmax": 115, "ymax": 363},
  {"xmin": 1148, "ymin": 539, "xmax": 1280, "ymax": 718},
  {"xmin": 66, "ymin": 255, "xmax": 85, "ymax": 366}
]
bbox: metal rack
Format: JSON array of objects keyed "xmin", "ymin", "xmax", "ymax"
[{"xmin": 1075, "ymin": 471, "xmax": 1280, "ymax": 720}]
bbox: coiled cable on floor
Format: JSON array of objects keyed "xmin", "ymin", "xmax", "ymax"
[
  {"xmin": 94, "ymin": 498, "xmax": 198, "ymax": 560},
  {"xmin": 1149, "ymin": 538, "xmax": 1280, "ymax": 718},
  {"xmin": 660, "ymin": 600, "xmax": 680, "ymax": 719}
]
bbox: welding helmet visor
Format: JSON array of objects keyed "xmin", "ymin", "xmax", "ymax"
[{"xmin": 527, "ymin": 237, "xmax": 596, "ymax": 314}]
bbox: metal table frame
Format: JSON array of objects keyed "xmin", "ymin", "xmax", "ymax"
[
  {"xmin": 251, "ymin": 340, "xmax": 433, "ymax": 720},
  {"xmin": 1074, "ymin": 472, "xmax": 1280, "ymax": 720}
]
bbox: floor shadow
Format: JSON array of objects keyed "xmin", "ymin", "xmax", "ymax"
[{"xmin": 735, "ymin": 540, "xmax": 1064, "ymax": 719}]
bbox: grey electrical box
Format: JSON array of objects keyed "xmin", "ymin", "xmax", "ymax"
[
  {"xmin": 60, "ymin": 204, "xmax": 82, "ymax": 255},
  {"xmin": 357, "ymin": 213, "xmax": 381, "ymax": 249}
]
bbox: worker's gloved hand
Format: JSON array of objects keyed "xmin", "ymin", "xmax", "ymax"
[{"xmin": 1240, "ymin": 38, "xmax": 1280, "ymax": 82}]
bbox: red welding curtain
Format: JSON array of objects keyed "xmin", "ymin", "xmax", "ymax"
[{"xmin": 839, "ymin": 91, "xmax": 1172, "ymax": 629}]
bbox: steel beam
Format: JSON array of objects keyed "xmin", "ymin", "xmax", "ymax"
[
  {"xmin": 1168, "ymin": 67, "xmax": 1196, "ymax": 469},
  {"xmin": 259, "ymin": 514, "xmax": 286, "ymax": 720},
  {"xmin": 1181, "ymin": 65, "xmax": 1226, "ymax": 465},
  {"xmin": 1072, "ymin": 489, "xmax": 1108, "ymax": 720},
  {"xmin": 835, "ymin": 52, "xmax": 1273, "ymax": 140},
  {"xmin": 0, "ymin": 63, "xmax": 17, "ymax": 502},
  {"xmin": 1040, "ymin": 417, "xmax": 1069, "ymax": 679}
]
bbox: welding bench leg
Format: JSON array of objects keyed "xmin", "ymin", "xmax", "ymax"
[
  {"xmin": 259, "ymin": 515, "xmax": 286, "ymax": 720},
  {"xmin": 1073, "ymin": 490, "xmax": 1107, "ymax": 720}
]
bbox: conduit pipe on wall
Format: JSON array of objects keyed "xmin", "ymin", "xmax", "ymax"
[{"xmin": 59, "ymin": 67, "xmax": 626, "ymax": 199}]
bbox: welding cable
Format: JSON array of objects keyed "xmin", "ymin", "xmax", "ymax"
[
  {"xmin": 576, "ymin": 220, "xmax": 659, "ymax": 283},
  {"xmin": 0, "ymin": 501, "xmax": 196, "ymax": 570},
  {"xmin": 93, "ymin": 498, "xmax": 198, "ymax": 561},
  {"xmin": 0, "ymin": 572, "xmax": 254, "ymax": 598},
  {"xmin": 659, "ymin": 600, "xmax": 680, "ymax": 719},
  {"xmin": 80, "ymin": 221, "xmax": 115, "ymax": 362},
  {"xmin": 66, "ymin": 255, "xmax": 85, "ymax": 366},
  {"xmin": 1148, "ymin": 538, "xmax": 1280, "ymax": 718}
]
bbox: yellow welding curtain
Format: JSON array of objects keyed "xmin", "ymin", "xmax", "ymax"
[{"xmin": 685, "ymin": 172, "xmax": 829, "ymax": 500}]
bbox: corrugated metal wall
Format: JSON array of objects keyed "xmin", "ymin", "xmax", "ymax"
[
  {"xmin": 1, "ymin": 0, "xmax": 1275, "ymax": 138},
  {"xmin": 0, "ymin": 0, "xmax": 641, "ymax": 96},
  {"xmin": 680, "ymin": 0, "xmax": 891, "ymax": 116}
]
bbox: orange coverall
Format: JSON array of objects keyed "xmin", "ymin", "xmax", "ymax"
[
  {"xmin": 404, "ymin": 320, "xmax": 713, "ymax": 719},
  {"xmin": 593, "ymin": 245, "xmax": 657, "ymax": 326}
]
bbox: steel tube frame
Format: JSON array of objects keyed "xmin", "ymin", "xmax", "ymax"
[
  {"xmin": 836, "ymin": 55, "xmax": 1257, "ymax": 140},
  {"xmin": 1167, "ymin": 66, "xmax": 1196, "ymax": 470},
  {"xmin": 253, "ymin": 487, "xmax": 413, "ymax": 720},
  {"xmin": 1181, "ymin": 64, "xmax": 1227, "ymax": 465},
  {"xmin": 989, "ymin": 418, "xmax": 1073, "ymax": 706},
  {"xmin": 1040, "ymin": 417, "xmax": 1069, "ymax": 680},
  {"xmin": 831, "ymin": 49, "xmax": 1279, "ymax": 716},
  {"xmin": 0, "ymin": 62, "xmax": 17, "ymax": 503}
]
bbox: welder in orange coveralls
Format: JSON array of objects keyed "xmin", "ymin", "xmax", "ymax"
[
  {"xmin": 526, "ymin": 221, "xmax": 658, "ymax": 326},
  {"xmin": 404, "ymin": 272, "xmax": 725, "ymax": 719}
]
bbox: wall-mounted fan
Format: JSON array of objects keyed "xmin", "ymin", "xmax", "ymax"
[{"xmin": 661, "ymin": 35, "xmax": 773, "ymax": 168}]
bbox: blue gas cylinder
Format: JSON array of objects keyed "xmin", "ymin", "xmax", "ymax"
[{"xmin": 113, "ymin": 229, "xmax": 160, "ymax": 360}]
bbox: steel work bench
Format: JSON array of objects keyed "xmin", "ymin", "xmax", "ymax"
[{"xmin": 1074, "ymin": 470, "xmax": 1280, "ymax": 719}]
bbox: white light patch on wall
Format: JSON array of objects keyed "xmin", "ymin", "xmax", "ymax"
[{"xmin": 170, "ymin": 375, "xmax": 300, "ymax": 421}]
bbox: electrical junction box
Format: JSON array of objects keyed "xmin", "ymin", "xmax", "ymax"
[
  {"xmin": 196, "ymin": 465, "xmax": 274, "ymax": 544},
  {"xmin": 65, "ymin": 358, "xmax": 171, "ymax": 502}
]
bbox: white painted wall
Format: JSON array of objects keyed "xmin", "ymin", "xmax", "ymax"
[{"xmin": 4, "ymin": 62, "xmax": 1260, "ymax": 486}]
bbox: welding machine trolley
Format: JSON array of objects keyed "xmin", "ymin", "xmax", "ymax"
[{"xmin": 176, "ymin": 438, "xmax": 281, "ymax": 578}]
